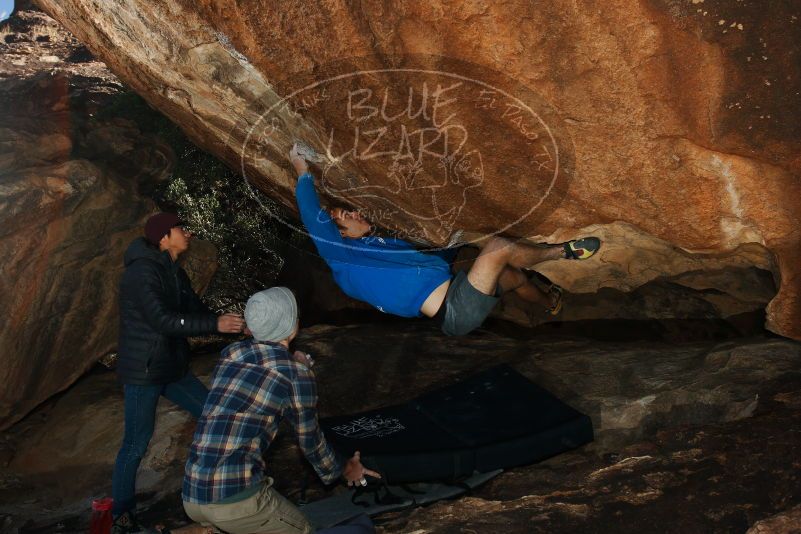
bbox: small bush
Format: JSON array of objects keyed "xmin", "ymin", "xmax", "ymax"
[{"xmin": 105, "ymin": 91, "xmax": 294, "ymax": 311}]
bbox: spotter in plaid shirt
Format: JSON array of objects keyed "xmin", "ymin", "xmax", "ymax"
[{"xmin": 183, "ymin": 338, "xmax": 344, "ymax": 504}]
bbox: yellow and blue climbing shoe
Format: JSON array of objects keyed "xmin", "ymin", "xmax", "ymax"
[{"xmin": 562, "ymin": 237, "xmax": 601, "ymax": 260}]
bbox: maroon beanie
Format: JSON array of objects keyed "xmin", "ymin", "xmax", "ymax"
[{"xmin": 144, "ymin": 212, "xmax": 181, "ymax": 246}]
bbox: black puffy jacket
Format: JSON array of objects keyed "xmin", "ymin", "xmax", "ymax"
[{"xmin": 117, "ymin": 238, "xmax": 218, "ymax": 385}]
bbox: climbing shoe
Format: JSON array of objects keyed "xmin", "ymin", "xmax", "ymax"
[
  {"xmin": 562, "ymin": 237, "xmax": 601, "ymax": 260},
  {"xmin": 522, "ymin": 269, "xmax": 564, "ymax": 316},
  {"xmin": 545, "ymin": 283, "xmax": 563, "ymax": 316}
]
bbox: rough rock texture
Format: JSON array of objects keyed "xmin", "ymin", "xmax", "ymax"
[
  {"xmin": 747, "ymin": 504, "xmax": 801, "ymax": 534},
  {"xmin": 0, "ymin": 11, "xmax": 217, "ymax": 429},
  {"xmin": 381, "ymin": 376, "xmax": 801, "ymax": 534},
  {"xmin": 34, "ymin": 0, "xmax": 801, "ymax": 340},
  {"xmin": 2, "ymin": 323, "xmax": 800, "ymax": 531}
]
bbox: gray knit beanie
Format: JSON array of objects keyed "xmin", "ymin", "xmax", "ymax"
[{"xmin": 244, "ymin": 287, "xmax": 298, "ymax": 343}]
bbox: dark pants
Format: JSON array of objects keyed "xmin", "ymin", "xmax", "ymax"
[{"xmin": 112, "ymin": 372, "xmax": 208, "ymax": 517}]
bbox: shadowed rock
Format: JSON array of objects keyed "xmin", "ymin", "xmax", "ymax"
[
  {"xmin": 1, "ymin": 323, "xmax": 799, "ymax": 531},
  {"xmin": 0, "ymin": 10, "xmax": 217, "ymax": 429}
]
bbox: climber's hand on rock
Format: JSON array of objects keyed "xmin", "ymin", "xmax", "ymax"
[{"xmin": 288, "ymin": 144, "xmax": 309, "ymax": 176}]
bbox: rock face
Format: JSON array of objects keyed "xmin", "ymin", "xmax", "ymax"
[
  {"xmin": 34, "ymin": 0, "xmax": 801, "ymax": 340},
  {"xmin": 1, "ymin": 323, "xmax": 800, "ymax": 531},
  {"xmin": 384, "ymin": 375, "xmax": 801, "ymax": 534},
  {"xmin": 747, "ymin": 504, "xmax": 801, "ymax": 534},
  {"xmin": 0, "ymin": 11, "xmax": 217, "ymax": 429}
]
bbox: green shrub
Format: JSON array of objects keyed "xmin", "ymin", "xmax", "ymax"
[{"xmin": 105, "ymin": 91, "xmax": 294, "ymax": 311}]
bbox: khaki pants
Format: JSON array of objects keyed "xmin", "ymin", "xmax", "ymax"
[{"xmin": 184, "ymin": 478, "xmax": 313, "ymax": 534}]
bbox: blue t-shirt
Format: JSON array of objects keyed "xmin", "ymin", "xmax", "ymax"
[{"xmin": 295, "ymin": 173, "xmax": 452, "ymax": 317}]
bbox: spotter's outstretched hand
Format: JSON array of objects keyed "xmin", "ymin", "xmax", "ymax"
[{"xmin": 343, "ymin": 451, "xmax": 381, "ymax": 487}]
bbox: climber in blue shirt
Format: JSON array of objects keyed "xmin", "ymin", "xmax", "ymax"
[{"xmin": 290, "ymin": 144, "xmax": 601, "ymax": 336}]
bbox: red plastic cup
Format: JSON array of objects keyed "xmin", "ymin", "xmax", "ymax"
[{"xmin": 90, "ymin": 498, "xmax": 114, "ymax": 534}]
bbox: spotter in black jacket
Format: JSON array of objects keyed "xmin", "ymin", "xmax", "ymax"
[{"xmin": 117, "ymin": 237, "xmax": 217, "ymax": 385}]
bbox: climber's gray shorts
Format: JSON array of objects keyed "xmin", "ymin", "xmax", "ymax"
[{"xmin": 437, "ymin": 270, "xmax": 501, "ymax": 336}]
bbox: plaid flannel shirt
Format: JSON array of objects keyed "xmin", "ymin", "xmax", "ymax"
[{"xmin": 183, "ymin": 339, "xmax": 344, "ymax": 504}]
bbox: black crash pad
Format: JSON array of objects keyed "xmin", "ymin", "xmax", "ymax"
[
  {"xmin": 302, "ymin": 470, "xmax": 502, "ymax": 529},
  {"xmin": 321, "ymin": 364, "xmax": 593, "ymax": 483}
]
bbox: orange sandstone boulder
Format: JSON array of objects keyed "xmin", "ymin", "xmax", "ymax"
[{"xmin": 35, "ymin": 0, "xmax": 801, "ymax": 339}]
